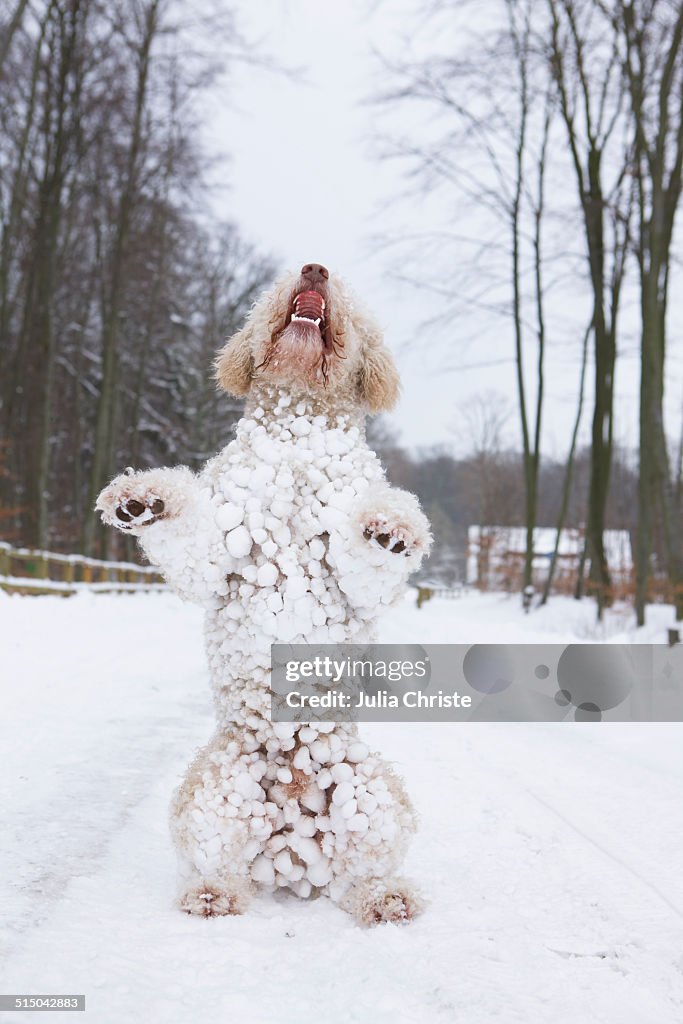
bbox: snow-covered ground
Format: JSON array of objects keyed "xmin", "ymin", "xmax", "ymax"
[{"xmin": 1, "ymin": 589, "xmax": 682, "ymax": 1023}]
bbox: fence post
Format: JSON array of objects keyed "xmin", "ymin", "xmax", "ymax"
[{"xmin": 63, "ymin": 558, "xmax": 75, "ymax": 589}]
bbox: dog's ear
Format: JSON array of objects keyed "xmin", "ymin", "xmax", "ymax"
[
  {"xmin": 214, "ymin": 323, "xmax": 254, "ymax": 396},
  {"xmin": 358, "ymin": 326, "xmax": 401, "ymax": 413}
]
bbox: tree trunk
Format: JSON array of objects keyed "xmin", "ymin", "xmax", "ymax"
[
  {"xmin": 82, "ymin": 0, "xmax": 160, "ymax": 555},
  {"xmin": 622, "ymin": 2, "xmax": 683, "ymax": 623},
  {"xmin": 636, "ymin": 276, "xmax": 656, "ymax": 626},
  {"xmin": 639, "ymin": 262, "xmax": 683, "ymax": 619},
  {"xmin": 0, "ymin": 1, "xmax": 54, "ymax": 520},
  {"xmin": 541, "ymin": 321, "xmax": 591, "ymax": 605},
  {"xmin": 13, "ymin": 0, "xmax": 82, "ymax": 546},
  {"xmin": 583, "ymin": 153, "xmax": 614, "ymax": 617}
]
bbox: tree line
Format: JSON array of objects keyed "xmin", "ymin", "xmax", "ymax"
[
  {"xmin": 375, "ymin": 0, "xmax": 683, "ymax": 622},
  {"xmin": 3, "ymin": 0, "xmax": 683, "ymax": 625},
  {"xmin": 369, "ymin": 411, "xmax": 640, "ymax": 590},
  {"xmin": 0, "ymin": 0, "xmax": 274, "ymax": 557}
]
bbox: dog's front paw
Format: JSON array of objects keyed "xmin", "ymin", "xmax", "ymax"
[
  {"xmin": 363, "ymin": 517, "xmax": 417, "ymax": 556},
  {"xmin": 96, "ymin": 471, "xmax": 168, "ymax": 532}
]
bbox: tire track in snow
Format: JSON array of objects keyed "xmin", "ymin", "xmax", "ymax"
[{"xmin": 526, "ymin": 788, "xmax": 683, "ymax": 923}]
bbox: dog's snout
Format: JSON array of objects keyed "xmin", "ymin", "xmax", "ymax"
[{"xmin": 301, "ymin": 263, "xmax": 329, "ymax": 281}]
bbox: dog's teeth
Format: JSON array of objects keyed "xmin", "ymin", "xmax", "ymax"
[{"xmin": 291, "ymin": 314, "xmax": 321, "ymax": 326}]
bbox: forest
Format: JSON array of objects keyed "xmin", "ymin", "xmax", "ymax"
[
  {"xmin": 0, "ymin": 0, "xmax": 273, "ymax": 557},
  {"xmin": 374, "ymin": 0, "xmax": 683, "ymax": 621},
  {"xmin": 2, "ymin": 0, "xmax": 683, "ymax": 624}
]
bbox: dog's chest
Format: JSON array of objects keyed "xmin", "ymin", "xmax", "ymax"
[{"xmin": 204, "ymin": 400, "xmax": 383, "ymax": 643}]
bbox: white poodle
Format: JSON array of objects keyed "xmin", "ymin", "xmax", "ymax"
[{"xmin": 97, "ymin": 263, "xmax": 431, "ymax": 925}]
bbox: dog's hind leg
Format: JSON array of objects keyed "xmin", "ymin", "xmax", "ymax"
[
  {"xmin": 321, "ymin": 758, "xmax": 425, "ymax": 926},
  {"xmin": 169, "ymin": 733, "xmax": 274, "ymax": 916}
]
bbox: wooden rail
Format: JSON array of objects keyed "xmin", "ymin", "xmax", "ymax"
[
  {"xmin": 416, "ymin": 583, "xmax": 466, "ymax": 608},
  {"xmin": 0, "ymin": 541, "xmax": 166, "ymax": 596}
]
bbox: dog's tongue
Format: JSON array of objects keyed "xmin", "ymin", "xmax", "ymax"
[{"xmin": 293, "ymin": 290, "xmax": 325, "ymax": 322}]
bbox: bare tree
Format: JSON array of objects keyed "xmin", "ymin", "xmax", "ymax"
[
  {"xmin": 507, "ymin": 1, "xmax": 555, "ymax": 591},
  {"xmin": 82, "ymin": 0, "xmax": 164, "ymax": 555},
  {"xmin": 616, "ymin": 0, "xmax": 683, "ymax": 622},
  {"xmin": 540, "ymin": 320, "xmax": 591, "ymax": 604},
  {"xmin": 3, "ymin": 0, "xmax": 89, "ymax": 546},
  {"xmin": 546, "ymin": 0, "xmax": 633, "ymax": 616},
  {"xmin": 458, "ymin": 391, "xmax": 515, "ymax": 528},
  {"xmin": 374, "ymin": 0, "xmax": 556, "ymax": 599}
]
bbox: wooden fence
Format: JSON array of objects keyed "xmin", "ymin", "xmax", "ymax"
[
  {"xmin": 0, "ymin": 541, "xmax": 166, "ymax": 596},
  {"xmin": 416, "ymin": 582, "xmax": 466, "ymax": 608}
]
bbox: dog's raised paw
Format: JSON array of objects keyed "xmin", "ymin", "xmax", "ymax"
[
  {"xmin": 96, "ymin": 480, "xmax": 167, "ymax": 532},
  {"xmin": 363, "ymin": 518, "xmax": 414, "ymax": 555},
  {"xmin": 114, "ymin": 495, "xmax": 165, "ymax": 529}
]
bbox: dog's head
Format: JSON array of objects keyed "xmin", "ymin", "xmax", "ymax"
[{"xmin": 215, "ymin": 264, "xmax": 400, "ymax": 413}]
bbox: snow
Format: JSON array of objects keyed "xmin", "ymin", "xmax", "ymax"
[
  {"xmin": 1, "ymin": 588, "xmax": 682, "ymax": 1023},
  {"xmin": 215, "ymin": 503, "xmax": 244, "ymax": 532},
  {"xmin": 225, "ymin": 524, "xmax": 252, "ymax": 558}
]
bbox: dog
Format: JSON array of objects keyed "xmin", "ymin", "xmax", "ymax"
[{"xmin": 97, "ymin": 263, "xmax": 431, "ymax": 925}]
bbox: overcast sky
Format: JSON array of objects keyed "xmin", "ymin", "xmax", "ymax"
[{"xmin": 205, "ymin": 0, "xmax": 683, "ymax": 459}]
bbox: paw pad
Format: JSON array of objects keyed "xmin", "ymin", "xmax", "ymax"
[
  {"xmin": 363, "ymin": 522, "xmax": 412, "ymax": 555},
  {"xmin": 114, "ymin": 496, "xmax": 165, "ymax": 529}
]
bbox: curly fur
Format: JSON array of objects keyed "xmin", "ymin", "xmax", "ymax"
[
  {"xmin": 97, "ymin": 267, "xmax": 431, "ymax": 926},
  {"xmin": 215, "ymin": 271, "xmax": 401, "ymax": 413}
]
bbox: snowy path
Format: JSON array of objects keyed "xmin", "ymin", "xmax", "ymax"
[{"xmin": 1, "ymin": 591, "xmax": 682, "ymax": 1023}]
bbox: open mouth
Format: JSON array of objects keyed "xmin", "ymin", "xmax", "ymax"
[
  {"xmin": 290, "ymin": 290, "xmax": 326, "ymax": 331},
  {"xmin": 256, "ymin": 273, "xmax": 342, "ymax": 385}
]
